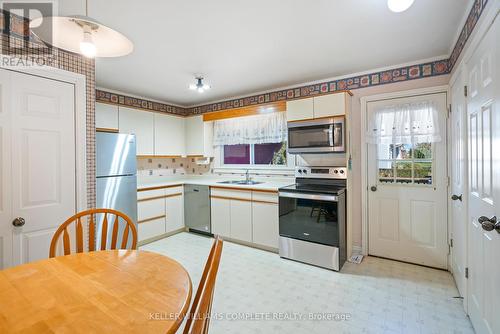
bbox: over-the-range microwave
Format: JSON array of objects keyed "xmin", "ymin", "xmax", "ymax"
[{"xmin": 287, "ymin": 116, "xmax": 345, "ymax": 154}]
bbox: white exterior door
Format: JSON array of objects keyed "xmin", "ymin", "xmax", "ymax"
[
  {"xmin": 367, "ymin": 93, "xmax": 448, "ymax": 269},
  {"xmin": 0, "ymin": 69, "xmax": 76, "ymax": 267},
  {"xmin": 466, "ymin": 15, "xmax": 500, "ymax": 334},
  {"xmin": 450, "ymin": 69, "xmax": 468, "ymax": 302}
]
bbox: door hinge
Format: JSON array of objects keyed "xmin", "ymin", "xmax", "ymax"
[
  {"xmin": 465, "ymin": 267, "xmax": 469, "ymax": 279},
  {"xmin": 464, "ymin": 85, "xmax": 468, "ymax": 97},
  {"xmin": 450, "ymin": 238, "xmax": 453, "ymax": 248}
]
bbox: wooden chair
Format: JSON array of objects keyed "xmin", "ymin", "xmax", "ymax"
[
  {"xmin": 49, "ymin": 208, "xmax": 137, "ymax": 258},
  {"xmin": 184, "ymin": 236, "xmax": 223, "ymax": 334}
]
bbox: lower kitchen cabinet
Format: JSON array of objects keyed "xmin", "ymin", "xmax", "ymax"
[
  {"xmin": 137, "ymin": 190, "xmax": 166, "ymax": 242},
  {"xmin": 210, "ymin": 188, "xmax": 279, "ymax": 249},
  {"xmin": 137, "ymin": 185, "xmax": 185, "ymax": 243},
  {"xmin": 230, "ymin": 200, "xmax": 252, "ymax": 243},
  {"xmin": 165, "ymin": 187, "xmax": 184, "ymax": 233},
  {"xmin": 252, "ymin": 201, "xmax": 279, "ymax": 248},
  {"xmin": 211, "ymin": 197, "xmax": 231, "ymax": 237}
]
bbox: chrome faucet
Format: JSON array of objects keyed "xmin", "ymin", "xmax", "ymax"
[{"xmin": 245, "ymin": 169, "xmax": 251, "ymax": 182}]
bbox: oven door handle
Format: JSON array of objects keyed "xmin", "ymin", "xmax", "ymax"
[{"xmin": 279, "ymin": 192, "xmax": 338, "ymax": 202}]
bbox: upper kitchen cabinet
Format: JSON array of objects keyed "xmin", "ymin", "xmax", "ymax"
[
  {"xmin": 185, "ymin": 115, "xmax": 215, "ymax": 157},
  {"xmin": 185, "ymin": 115, "xmax": 203, "ymax": 156},
  {"xmin": 313, "ymin": 92, "xmax": 348, "ymax": 118},
  {"xmin": 154, "ymin": 113, "xmax": 185, "ymax": 156},
  {"xmin": 286, "ymin": 91, "xmax": 351, "ymax": 122},
  {"xmin": 95, "ymin": 102, "xmax": 119, "ymax": 131},
  {"xmin": 119, "ymin": 106, "xmax": 154, "ymax": 155},
  {"xmin": 286, "ymin": 98, "xmax": 314, "ymax": 122}
]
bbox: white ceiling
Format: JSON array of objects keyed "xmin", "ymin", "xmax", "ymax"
[{"xmin": 61, "ymin": 0, "xmax": 469, "ymax": 106}]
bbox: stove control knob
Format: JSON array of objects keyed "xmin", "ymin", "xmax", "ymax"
[
  {"xmin": 334, "ymin": 169, "xmax": 338, "ymax": 174},
  {"xmin": 298, "ymin": 169, "xmax": 302, "ymax": 174},
  {"xmin": 340, "ymin": 170, "xmax": 345, "ymax": 174},
  {"xmin": 302, "ymin": 169, "xmax": 307, "ymax": 174}
]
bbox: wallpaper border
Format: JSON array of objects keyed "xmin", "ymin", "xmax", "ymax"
[{"xmin": 96, "ymin": 0, "xmax": 488, "ymax": 117}]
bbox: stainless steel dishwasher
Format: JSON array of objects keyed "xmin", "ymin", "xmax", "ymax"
[{"xmin": 184, "ymin": 184, "xmax": 211, "ymax": 234}]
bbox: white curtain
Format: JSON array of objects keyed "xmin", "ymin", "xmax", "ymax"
[
  {"xmin": 366, "ymin": 100, "xmax": 441, "ymax": 144},
  {"xmin": 213, "ymin": 112, "xmax": 287, "ymax": 146}
]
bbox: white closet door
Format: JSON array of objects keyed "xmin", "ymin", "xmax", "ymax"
[
  {"xmin": 10, "ymin": 71, "xmax": 76, "ymax": 266},
  {"xmin": 466, "ymin": 15, "xmax": 500, "ymax": 334},
  {"xmin": 450, "ymin": 69, "xmax": 468, "ymax": 305},
  {"xmin": 0, "ymin": 70, "xmax": 12, "ymax": 269}
]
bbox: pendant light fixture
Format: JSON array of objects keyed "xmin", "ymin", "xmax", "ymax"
[
  {"xmin": 387, "ymin": 0, "xmax": 415, "ymax": 13},
  {"xmin": 189, "ymin": 77, "xmax": 211, "ymax": 93},
  {"xmin": 29, "ymin": 0, "xmax": 133, "ymax": 58}
]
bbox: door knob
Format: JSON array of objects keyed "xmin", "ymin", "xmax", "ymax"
[
  {"xmin": 12, "ymin": 217, "xmax": 25, "ymax": 227},
  {"xmin": 478, "ymin": 216, "xmax": 497, "ymax": 232},
  {"xmin": 370, "ymin": 186, "xmax": 377, "ymax": 192},
  {"xmin": 451, "ymin": 194, "xmax": 462, "ymax": 201}
]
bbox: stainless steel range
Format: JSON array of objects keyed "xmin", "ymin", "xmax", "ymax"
[{"xmin": 278, "ymin": 166, "xmax": 347, "ymax": 271}]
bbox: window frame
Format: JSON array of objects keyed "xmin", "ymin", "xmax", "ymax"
[{"xmin": 215, "ymin": 142, "xmax": 295, "ymax": 171}]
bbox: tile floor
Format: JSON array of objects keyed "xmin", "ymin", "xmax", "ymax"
[{"xmin": 141, "ymin": 232, "xmax": 474, "ymax": 334}]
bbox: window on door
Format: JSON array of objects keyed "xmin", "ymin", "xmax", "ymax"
[
  {"xmin": 223, "ymin": 142, "xmax": 287, "ymax": 166},
  {"xmin": 377, "ymin": 142, "xmax": 433, "ymax": 185}
]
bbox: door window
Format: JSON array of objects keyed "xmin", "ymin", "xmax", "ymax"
[{"xmin": 377, "ymin": 142, "xmax": 433, "ymax": 185}]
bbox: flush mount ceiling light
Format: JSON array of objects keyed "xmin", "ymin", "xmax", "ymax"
[
  {"xmin": 387, "ymin": 0, "xmax": 415, "ymax": 12},
  {"xmin": 29, "ymin": 0, "xmax": 133, "ymax": 58},
  {"xmin": 189, "ymin": 77, "xmax": 211, "ymax": 93}
]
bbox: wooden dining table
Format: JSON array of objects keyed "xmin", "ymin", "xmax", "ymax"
[{"xmin": 0, "ymin": 250, "xmax": 192, "ymax": 333}]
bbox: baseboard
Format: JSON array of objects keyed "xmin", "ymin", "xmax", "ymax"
[
  {"xmin": 219, "ymin": 236, "xmax": 279, "ymax": 254},
  {"xmin": 137, "ymin": 227, "xmax": 187, "ymax": 247},
  {"xmin": 351, "ymin": 245, "xmax": 363, "ymax": 256}
]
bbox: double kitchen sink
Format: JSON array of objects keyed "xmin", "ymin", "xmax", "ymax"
[{"xmin": 217, "ymin": 180, "xmax": 263, "ymax": 185}]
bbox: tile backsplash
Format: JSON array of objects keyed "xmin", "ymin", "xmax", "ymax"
[{"xmin": 137, "ymin": 157, "xmax": 213, "ymax": 176}]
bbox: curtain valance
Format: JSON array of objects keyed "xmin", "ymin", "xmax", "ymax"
[
  {"xmin": 213, "ymin": 112, "xmax": 287, "ymax": 146},
  {"xmin": 366, "ymin": 101, "xmax": 441, "ymax": 144}
]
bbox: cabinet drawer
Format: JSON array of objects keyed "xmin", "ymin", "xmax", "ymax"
[
  {"xmin": 165, "ymin": 186, "xmax": 183, "ymax": 196},
  {"xmin": 211, "ymin": 187, "xmax": 252, "ymax": 201},
  {"xmin": 137, "ymin": 188, "xmax": 165, "ymax": 200},
  {"xmin": 252, "ymin": 191, "xmax": 278, "ymax": 204},
  {"xmin": 138, "ymin": 198, "xmax": 165, "ymax": 221},
  {"xmin": 138, "ymin": 217, "xmax": 165, "ymax": 242}
]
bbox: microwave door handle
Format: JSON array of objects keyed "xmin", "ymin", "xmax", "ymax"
[{"xmin": 329, "ymin": 124, "xmax": 334, "ymax": 146}]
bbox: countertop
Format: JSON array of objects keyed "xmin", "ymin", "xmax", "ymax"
[{"xmin": 137, "ymin": 175, "xmax": 295, "ymax": 192}]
